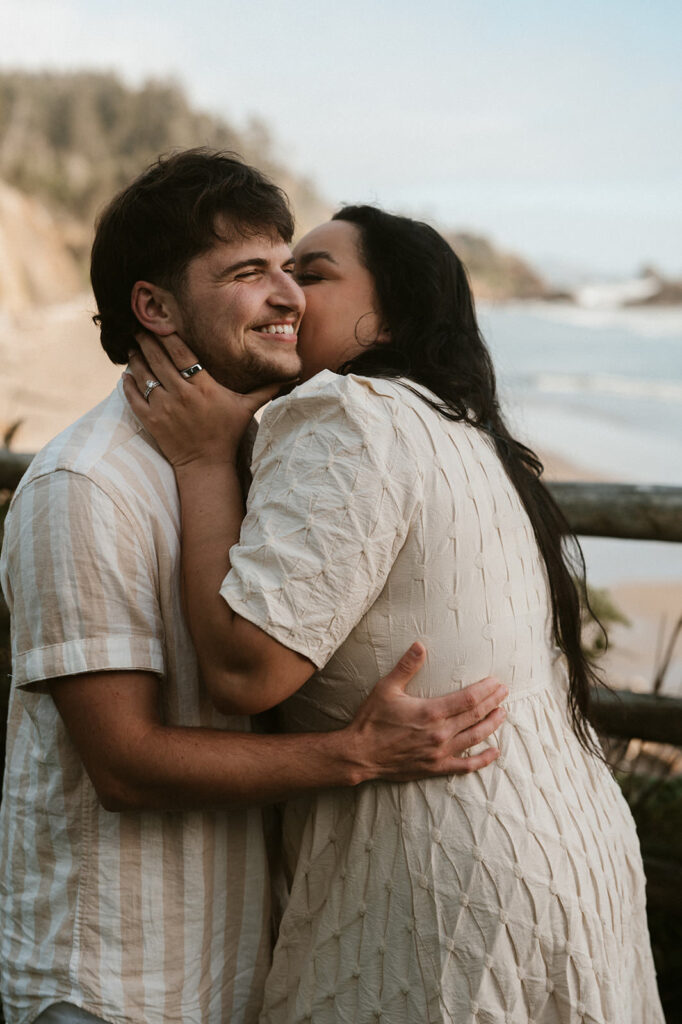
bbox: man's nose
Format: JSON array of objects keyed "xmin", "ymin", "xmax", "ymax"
[{"xmin": 270, "ymin": 271, "xmax": 306, "ymax": 313}]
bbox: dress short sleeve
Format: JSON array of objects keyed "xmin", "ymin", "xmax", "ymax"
[
  {"xmin": 2, "ymin": 470, "xmax": 165, "ymax": 688},
  {"xmin": 221, "ymin": 372, "xmax": 421, "ymax": 668}
]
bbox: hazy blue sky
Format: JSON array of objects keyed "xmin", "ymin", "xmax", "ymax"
[{"xmin": 2, "ymin": 0, "xmax": 681, "ymax": 277}]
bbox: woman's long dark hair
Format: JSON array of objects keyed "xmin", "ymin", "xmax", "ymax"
[{"xmin": 334, "ymin": 205, "xmax": 604, "ymax": 756}]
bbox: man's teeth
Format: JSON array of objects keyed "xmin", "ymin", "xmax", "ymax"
[{"xmin": 258, "ymin": 324, "xmax": 295, "ymax": 335}]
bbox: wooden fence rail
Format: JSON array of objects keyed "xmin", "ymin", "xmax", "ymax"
[
  {"xmin": 2, "ymin": 452, "xmax": 682, "ymax": 746},
  {"xmin": 588, "ymin": 688, "xmax": 682, "ymax": 745},
  {"xmin": 547, "ymin": 481, "xmax": 682, "ymax": 543},
  {"xmin": 4, "ymin": 451, "xmax": 682, "ymax": 542}
]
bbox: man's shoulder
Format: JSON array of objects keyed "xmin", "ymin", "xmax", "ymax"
[{"xmin": 18, "ymin": 382, "xmax": 172, "ymax": 500}]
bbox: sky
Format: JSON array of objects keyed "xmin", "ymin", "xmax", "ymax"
[{"xmin": 2, "ymin": 0, "xmax": 681, "ymax": 278}]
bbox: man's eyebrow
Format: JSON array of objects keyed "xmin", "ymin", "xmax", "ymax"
[{"xmin": 295, "ymin": 250, "xmax": 338, "ymax": 268}]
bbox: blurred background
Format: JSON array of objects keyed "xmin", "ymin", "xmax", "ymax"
[
  {"xmin": 1, "ymin": 1, "xmax": 681, "ymax": 659},
  {"xmin": 2, "ymin": 0, "xmax": 681, "ymax": 696},
  {"xmin": 0, "ymin": 0, "xmax": 681, "ymax": 1013}
]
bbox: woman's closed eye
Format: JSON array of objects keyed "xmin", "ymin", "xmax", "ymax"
[{"xmin": 295, "ymin": 271, "xmax": 323, "ymax": 284}]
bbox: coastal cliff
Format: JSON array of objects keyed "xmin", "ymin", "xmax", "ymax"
[{"xmin": 0, "ymin": 71, "xmax": 554, "ymax": 312}]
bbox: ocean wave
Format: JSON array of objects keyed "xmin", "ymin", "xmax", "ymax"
[
  {"xmin": 528, "ymin": 372, "xmax": 682, "ymax": 401},
  {"xmin": 485, "ymin": 300, "xmax": 682, "ymax": 339}
]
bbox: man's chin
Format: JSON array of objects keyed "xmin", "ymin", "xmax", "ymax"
[{"xmin": 213, "ymin": 355, "xmax": 302, "ymax": 394}]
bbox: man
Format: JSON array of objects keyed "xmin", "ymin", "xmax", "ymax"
[{"xmin": 0, "ymin": 150, "xmax": 507, "ymax": 1024}]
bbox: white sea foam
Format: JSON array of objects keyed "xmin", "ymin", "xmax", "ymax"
[
  {"xmin": 484, "ymin": 300, "xmax": 682, "ymax": 339},
  {"xmin": 531, "ymin": 373, "xmax": 682, "ymax": 403}
]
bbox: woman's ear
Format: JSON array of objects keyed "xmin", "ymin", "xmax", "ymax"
[
  {"xmin": 377, "ymin": 323, "xmax": 391, "ymax": 344},
  {"xmin": 131, "ymin": 281, "xmax": 182, "ymax": 337}
]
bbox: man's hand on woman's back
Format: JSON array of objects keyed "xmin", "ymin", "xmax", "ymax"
[{"xmin": 343, "ymin": 642, "xmax": 507, "ymax": 784}]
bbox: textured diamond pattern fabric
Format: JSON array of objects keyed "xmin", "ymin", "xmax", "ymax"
[{"xmin": 223, "ymin": 371, "xmax": 663, "ymax": 1024}]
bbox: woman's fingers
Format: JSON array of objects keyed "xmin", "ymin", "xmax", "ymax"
[
  {"xmin": 124, "ymin": 352, "xmax": 159, "ymax": 398},
  {"xmin": 241, "ymin": 380, "xmax": 286, "ymax": 415},
  {"xmin": 122, "ymin": 370, "xmax": 154, "ymax": 420},
  {"xmin": 146, "ymin": 330, "xmax": 201, "ymax": 377},
  {"xmin": 133, "ymin": 333, "xmax": 189, "ymax": 393}
]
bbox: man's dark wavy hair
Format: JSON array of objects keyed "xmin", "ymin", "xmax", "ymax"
[
  {"xmin": 90, "ymin": 148, "xmax": 294, "ymax": 364},
  {"xmin": 335, "ymin": 204, "xmax": 606, "ymax": 758}
]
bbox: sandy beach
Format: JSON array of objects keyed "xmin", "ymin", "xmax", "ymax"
[{"xmin": 2, "ymin": 298, "xmax": 680, "ymax": 697}]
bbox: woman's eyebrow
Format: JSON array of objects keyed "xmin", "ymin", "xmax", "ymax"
[{"xmin": 295, "ymin": 250, "xmax": 338, "ymax": 268}]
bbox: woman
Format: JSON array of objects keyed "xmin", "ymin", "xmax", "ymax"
[{"xmin": 124, "ymin": 207, "xmax": 663, "ymax": 1023}]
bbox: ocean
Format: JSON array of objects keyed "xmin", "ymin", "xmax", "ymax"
[{"xmin": 478, "ymin": 301, "xmax": 682, "ymax": 587}]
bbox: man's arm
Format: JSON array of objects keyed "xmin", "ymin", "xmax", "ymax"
[{"xmin": 50, "ymin": 648, "xmax": 507, "ymax": 812}]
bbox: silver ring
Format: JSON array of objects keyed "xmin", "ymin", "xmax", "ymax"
[
  {"xmin": 180, "ymin": 363, "xmax": 204, "ymax": 379},
  {"xmin": 143, "ymin": 379, "xmax": 161, "ymax": 401}
]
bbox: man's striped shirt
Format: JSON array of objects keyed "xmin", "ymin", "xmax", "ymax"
[{"xmin": 0, "ymin": 382, "xmax": 271, "ymax": 1024}]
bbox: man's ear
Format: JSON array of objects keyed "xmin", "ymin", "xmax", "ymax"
[{"xmin": 131, "ymin": 281, "xmax": 181, "ymax": 337}]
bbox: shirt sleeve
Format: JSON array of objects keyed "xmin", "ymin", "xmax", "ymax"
[
  {"xmin": 220, "ymin": 372, "xmax": 421, "ymax": 668},
  {"xmin": 2, "ymin": 470, "xmax": 165, "ymax": 689}
]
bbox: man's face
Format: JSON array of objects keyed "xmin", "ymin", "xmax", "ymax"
[{"xmin": 172, "ymin": 224, "xmax": 305, "ymax": 392}]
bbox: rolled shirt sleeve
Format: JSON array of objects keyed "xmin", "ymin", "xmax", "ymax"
[
  {"xmin": 221, "ymin": 372, "xmax": 421, "ymax": 668},
  {"xmin": 2, "ymin": 469, "xmax": 165, "ymax": 688}
]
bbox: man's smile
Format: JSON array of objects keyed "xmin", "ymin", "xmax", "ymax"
[{"xmin": 252, "ymin": 320, "xmax": 298, "ymax": 340}]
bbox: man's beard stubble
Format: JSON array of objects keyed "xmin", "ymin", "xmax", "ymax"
[{"xmin": 180, "ymin": 323, "xmax": 301, "ymax": 395}]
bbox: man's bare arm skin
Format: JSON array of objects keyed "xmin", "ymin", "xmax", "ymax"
[{"xmin": 50, "ymin": 647, "xmax": 507, "ymax": 813}]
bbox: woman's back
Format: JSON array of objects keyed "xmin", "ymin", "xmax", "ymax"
[{"xmin": 245, "ymin": 375, "xmax": 662, "ymax": 1024}]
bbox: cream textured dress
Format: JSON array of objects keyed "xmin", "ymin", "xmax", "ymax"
[{"xmin": 222, "ymin": 371, "xmax": 663, "ymax": 1024}]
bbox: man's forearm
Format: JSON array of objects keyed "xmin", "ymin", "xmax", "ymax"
[
  {"xmin": 52, "ymin": 654, "xmax": 507, "ymax": 815},
  {"xmin": 99, "ymin": 722, "xmax": 363, "ymax": 812}
]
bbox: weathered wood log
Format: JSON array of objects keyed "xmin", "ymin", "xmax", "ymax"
[
  {"xmin": 3, "ymin": 463, "xmax": 681, "ymax": 543},
  {"xmin": 547, "ymin": 481, "xmax": 682, "ymax": 543},
  {"xmin": 589, "ymin": 687, "xmax": 682, "ymax": 745},
  {"xmin": 0, "ymin": 450, "xmax": 33, "ymax": 491}
]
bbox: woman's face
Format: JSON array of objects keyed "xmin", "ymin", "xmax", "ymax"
[{"xmin": 293, "ymin": 220, "xmax": 386, "ymax": 381}]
